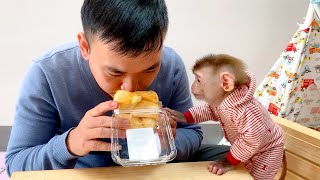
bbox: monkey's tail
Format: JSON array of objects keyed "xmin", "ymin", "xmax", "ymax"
[{"xmin": 278, "ymin": 150, "xmax": 287, "ymax": 180}]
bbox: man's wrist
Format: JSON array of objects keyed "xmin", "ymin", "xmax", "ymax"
[
  {"xmin": 66, "ymin": 128, "xmax": 79, "ymax": 156},
  {"xmin": 52, "ymin": 128, "xmax": 79, "ymax": 166}
]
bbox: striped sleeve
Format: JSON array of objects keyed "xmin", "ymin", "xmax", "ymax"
[
  {"xmin": 229, "ymin": 107, "xmax": 266, "ymax": 163},
  {"xmin": 187, "ymin": 104, "xmax": 218, "ymax": 123}
]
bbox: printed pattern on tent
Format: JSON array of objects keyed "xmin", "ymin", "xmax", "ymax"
[{"xmin": 255, "ymin": 6, "xmax": 320, "ymax": 131}]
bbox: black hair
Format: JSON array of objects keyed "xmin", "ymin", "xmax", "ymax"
[{"xmin": 81, "ymin": 0, "xmax": 168, "ymax": 57}]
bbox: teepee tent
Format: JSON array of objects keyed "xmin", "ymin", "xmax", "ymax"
[{"xmin": 255, "ymin": 1, "xmax": 320, "ymax": 131}]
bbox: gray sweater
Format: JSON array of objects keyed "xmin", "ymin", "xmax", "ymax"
[{"xmin": 5, "ymin": 42, "xmax": 202, "ymax": 175}]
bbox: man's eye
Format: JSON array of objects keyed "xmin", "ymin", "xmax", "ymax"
[
  {"xmin": 111, "ymin": 74, "xmax": 122, "ymax": 77},
  {"xmin": 108, "ymin": 72, "xmax": 122, "ymax": 77},
  {"xmin": 145, "ymin": 69, "xmax": 156, "ymax": 73},
  {"xmin": 197, "ymin": 78, "xmax": 200, "ymax": 82}
]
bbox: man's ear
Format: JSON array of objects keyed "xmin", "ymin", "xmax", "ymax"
[
  {"xmin": 220, "ymin": 72, "xmax": 235, "ymax": 92},
  {"xmin": 77, "ymin": 32, "xmax": 90, "ymax": 61}
]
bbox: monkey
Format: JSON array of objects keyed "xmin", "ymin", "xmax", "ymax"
[{"xmin": 165, "ymin": 54, "xmax": 287, "ymax": 180}]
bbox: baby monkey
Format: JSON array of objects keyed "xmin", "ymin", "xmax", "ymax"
[{"xmin": 166, "ymin": 54, "xmax": 286, "ymax": 180}]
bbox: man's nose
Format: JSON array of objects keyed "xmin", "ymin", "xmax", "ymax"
[{"xmin": 121, "ymin": 77, "xmax": 139, "ymax": 92}]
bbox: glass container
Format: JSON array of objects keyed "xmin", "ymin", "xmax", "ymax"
[{"xmin": 111, "ymin": 107, "xmax": 177, "ymax": 167}]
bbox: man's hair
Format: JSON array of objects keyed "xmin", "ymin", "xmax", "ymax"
[
  {"xmin": 81, "ymin": 0, "xmax": 168, "ymax": 57},
  {"xmin": 193, "ymin": 54, "xmax": 249, "ymax": 87}
]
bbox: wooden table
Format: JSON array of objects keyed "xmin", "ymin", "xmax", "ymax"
[{"xmin": 11, "ymin": 162, "xmax": 253, "ymax": 180}]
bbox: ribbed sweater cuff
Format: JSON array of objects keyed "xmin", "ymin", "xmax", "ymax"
[{"xmin": 53, "ymin": 128, "xmax": 78, "ymax": 166}]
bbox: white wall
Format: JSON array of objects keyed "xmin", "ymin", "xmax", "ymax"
[{"xmin": 0, "ymin": 0, "xmax": 309, "ymax": 126}]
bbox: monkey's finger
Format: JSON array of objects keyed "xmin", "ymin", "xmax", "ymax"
[{"xmin": 162, "ymin": 108, "xmax": 172, "ymax": 116}]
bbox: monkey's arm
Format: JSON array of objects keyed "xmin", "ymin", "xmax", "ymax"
[{"xmin": 185, "ymin": 104, "xmax": 219, "ymax": 123}]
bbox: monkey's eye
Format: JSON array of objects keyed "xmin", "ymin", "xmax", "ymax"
[{"xmin": 197, "ymin": 78, "xmax": 200, "ymax": 82}]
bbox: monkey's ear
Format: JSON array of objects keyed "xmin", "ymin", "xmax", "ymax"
[{"xmin": 220, "ymin": 72, "xmax": 235, "ymax": 92}]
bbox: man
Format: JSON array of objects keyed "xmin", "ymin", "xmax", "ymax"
[
  {"xmin": 5, "ymin": 0, "xmax": 201, "ymax": 175},
  {"xmin": 6, "ymin": 0, "xmax": 228, "ymax": 176}
]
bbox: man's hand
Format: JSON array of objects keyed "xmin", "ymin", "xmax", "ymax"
[
  {"xmin": 207, "ymin": 158, "xmax": 234, "ymax": 175},
  {"xmin": 66, "ymin": 101, "xmax": 130, "ymax": 156}
]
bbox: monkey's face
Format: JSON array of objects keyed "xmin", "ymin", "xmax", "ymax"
[{"xmin": 191, "ymin": 67, "xmax": 225, "ymax": 106}]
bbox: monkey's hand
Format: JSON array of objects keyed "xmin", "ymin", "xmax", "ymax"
[
  {"xmin": 207, "ymin": 158, "xmax": 234, "ymax": 175},
  {"xmin": 163, "ymin": 108, "xmax": 187, "ymax": 123}
]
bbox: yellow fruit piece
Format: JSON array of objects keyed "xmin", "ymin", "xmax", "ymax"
[
  {"xmin": 113, "ymin": 90, "xmax": 142, "ymax": 104},
  {"xmin": 130, "ymin": 95, "xmax": 142, "ymax": 104},
  {"xmin": 134, "ymin": 91, "xmax": 159, "ymax": 104},
  {"xmin": 113, "ymin": 90, "xmax": 135, "ymax": 104},
  {"xmin": 141, "ymin": 117, "xmax": 158, "ymax": 128},
  {"xmin": 134, "ymin": 100, "xmax": 158, "ymax": 109},
  {"xmin": 114, "ymin": 90, "xmax": 142, "ymax": 109},
  {"xmin": 129, "ymin": 116, "xmax": 144, "ymax": 128},
  {"xmin": 118, "ymin": 104, "xmax": 136, "ymax": 110},
  {"xmin": 131, "ymin": 112, "xmax": 158, "ymax": 119},
  {"xmin": 113, "ymin": 90, "xmax": 160, "ymax": 128}
]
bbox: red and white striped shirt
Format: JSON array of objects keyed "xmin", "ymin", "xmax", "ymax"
[{"xmin": 185, "ymin": 73, "xmax": 284, "ymax": 165}]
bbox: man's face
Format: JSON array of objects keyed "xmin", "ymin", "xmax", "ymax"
[
  {"xmin": 78, "ymin": 34, "xmax": 162, "ymax": 97},
  {"xmin": 191, "ymin": 66, "xmax": 224, "ymax": 105}
]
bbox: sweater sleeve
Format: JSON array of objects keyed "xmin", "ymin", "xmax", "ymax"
[
  {"xmin": 187, "ymin": 104, "xmax": 218, "ymax": 123},
  {"xmin": 228, "ymin": 108, "xmax": 266, "ymax": 163},
  {"xmin": 5, "ymin": 63, "xmax": 78, "ymax": 176}
]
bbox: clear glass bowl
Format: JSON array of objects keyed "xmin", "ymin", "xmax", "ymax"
[{"xmin": 111, "ymin": 108, "xmax": 177, "ymax": 167}]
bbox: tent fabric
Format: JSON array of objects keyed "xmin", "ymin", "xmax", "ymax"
[
  {"xmin": 311, "ymin": 0, "xmax": 320, "ymax": 4},
  {"xmin": 311, "ymin": 1, "xmax": 320, "ymax": 20},
  {"xmin": 255, "ymin": 4, "xmax": 320, "ymax": 131}
]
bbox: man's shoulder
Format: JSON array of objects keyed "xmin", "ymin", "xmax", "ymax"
[
  {"xmin": 161, "ymin": 46, "xmax": 185, "ymax": 68},
  {"xmin": 162, "ymin": 46, "xmax": 175, "ymax": 54},
  {"xmin": 33, "ymin": 41, "xmax": 79, "ymax": 63},
  {"xmin": 162, "ymin": 46, "xmax": 179, "ymax": 59}
]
